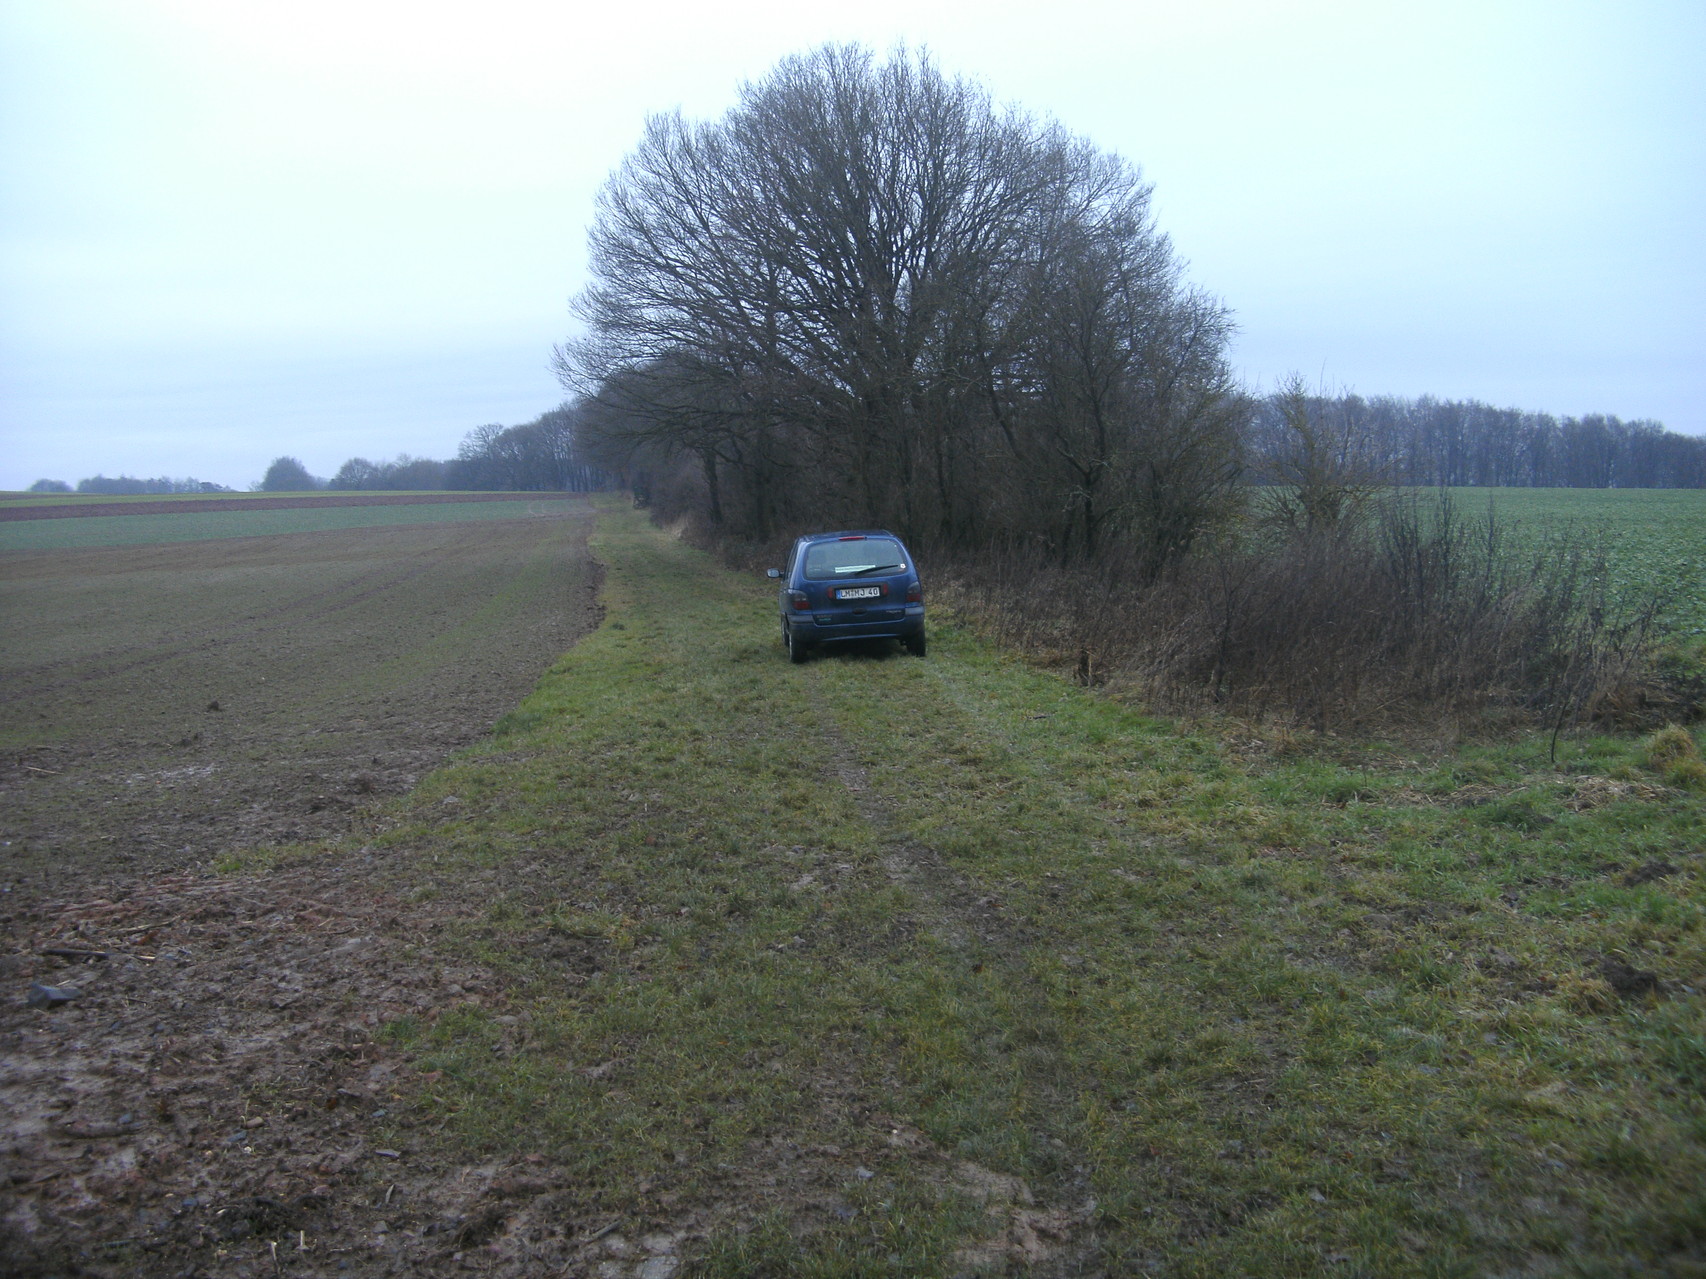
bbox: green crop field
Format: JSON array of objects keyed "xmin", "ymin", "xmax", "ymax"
[
  {"xmin": 0, "ymin": 498, "xmax": 578, "ymax": 551},
  {"xmin": 1445, "ymin": 487, "xmax": 1706, "ymax": 640}
]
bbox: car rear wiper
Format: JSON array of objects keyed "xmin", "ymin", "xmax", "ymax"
[{"xmin": 848, "ymin": 562, "xmax": 904, "ymax": 576}]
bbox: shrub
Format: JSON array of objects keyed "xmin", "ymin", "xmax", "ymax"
[
  {"xmin": 1647, "ymin": 724, "xmax": 1699, "ymax": 767},
  {"xmin": 1646, "ymin": 724, "xmax": 1705, "ymax": 788},
  {"xmin": 942, "ymin": 493, "xmax": 1668, "ymax": 732}
]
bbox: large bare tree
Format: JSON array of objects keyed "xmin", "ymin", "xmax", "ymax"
[{"xmin": 559, "ymin": 44, "xmax": 1244, "ymax": 556}]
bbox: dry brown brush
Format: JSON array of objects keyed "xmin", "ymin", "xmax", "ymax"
[{"xmin": 940, "ymin": 494, "xmax": 1670, "ymax": 732}]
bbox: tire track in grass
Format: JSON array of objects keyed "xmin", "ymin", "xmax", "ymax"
[
  {"xmin": 801, "ymin": 650, "xmax": 1104, "ymax": 1272},
  {"xmin": 804, "ymin": 633, "xmax": 1355, "ymax": 1270},
  {"xmin": 372, "ymin": 520, "xmax": 961, "ymax": 1270}
]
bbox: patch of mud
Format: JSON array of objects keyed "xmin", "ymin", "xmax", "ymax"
[
  {"xmin": 0, "ymin": 864, "xmax": 698, "ymax": 1278},
  {"xmin": 0, "ymin": 861, "xmax": 1098, "ymax": 1278}
]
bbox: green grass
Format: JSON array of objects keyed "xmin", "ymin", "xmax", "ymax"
[
  {"xmin": 0, "ymin": 498, "xmax": 578, "ymax": 550},
  {"xmin": 298, "ymin": 505, "xmax": 1706, "ymax": 1276}
]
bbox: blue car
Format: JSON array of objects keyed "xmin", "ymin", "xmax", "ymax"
[{"xmin": 767, "ymin": 530, "xmax": 926, "ymax": 663}]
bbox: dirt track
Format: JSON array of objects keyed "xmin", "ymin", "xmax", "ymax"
[{"xmin": 0, "ymin": 504, "xmax": 608, "ymax": 1276}]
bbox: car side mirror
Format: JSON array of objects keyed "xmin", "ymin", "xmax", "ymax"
[{"xmin": 766, "ymin": 568, "xmax": 781, "ymax": 579}]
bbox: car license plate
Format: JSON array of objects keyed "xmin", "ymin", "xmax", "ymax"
[{"xmin": 836, "ymin": 586, "xmax": 882, "ymax": 600}]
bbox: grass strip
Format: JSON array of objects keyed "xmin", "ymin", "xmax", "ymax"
[{"xmin": 353, "ymin": 505, "xmax": 1705, "ymax": 1276}]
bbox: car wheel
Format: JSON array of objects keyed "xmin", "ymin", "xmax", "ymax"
[
  {"xmin": 904, "ymin": 630, "xmax": 926, "ymax": 657},
  {"xmin": 786, "ymin": 625, "xmax": 810, "ymax": 664}
]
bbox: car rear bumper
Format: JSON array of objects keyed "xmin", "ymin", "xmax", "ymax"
[{"xmin": 797, "ymin": 605, "xmax": 924, "ymax": 644}]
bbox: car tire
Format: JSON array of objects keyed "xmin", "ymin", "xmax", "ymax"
[
  {"xmin": 904, "ymin": 630, "xmax": 926, "ymax": 657},
  {"xmin": 786, "ymin": 625, "xmax": 810, "ymax": 664}
]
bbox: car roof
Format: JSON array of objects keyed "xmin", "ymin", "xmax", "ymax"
[{"xmin": 796, "ymin": 529, "xmax": 899, "ymax": 543}]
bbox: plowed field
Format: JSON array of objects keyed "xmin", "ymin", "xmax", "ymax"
[
  {"xmin": 1, "ymin": 500, "xmax": 604, "ymax": 1277},
  {"xmin": 0, "ymin": 503, "xmax": 600, "ymax": 883}
]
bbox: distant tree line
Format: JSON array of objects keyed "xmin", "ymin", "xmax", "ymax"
[
  {"xmin": 549, "ymin": 44, "xmax": 1705, "ymax": 577},
  {"xmin": 25, "ymin": 476, "xmax": 235, "ymax": 495},
  {"xmin": 258, "ymin": 408, "xmax": 615, "ymax": 495},
  {"xmin": 327, "ymin": 455, "xmax": 445, "ymax": 491},
  {"xmin": 441, "ymin": 406, "xmax": 611, "ymax": 491},
  {"xmin": 1247, "ymin": 392, "xmax": 1706, "ymax": 490}
]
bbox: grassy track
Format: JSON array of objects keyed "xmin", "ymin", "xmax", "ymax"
[{"xmin": 351, "ymin": 507, "xmax": 1703, "ymax": 1276}]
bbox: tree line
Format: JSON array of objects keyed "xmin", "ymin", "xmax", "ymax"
[
  {"xmin": 26, "ymin": 383, "xmax": 1699, "ymax": 508},
  {"xmin": 1247, "ymin": 391, "xmax": 1706, "ymax": 490},
  {"xmin": 249, "ymin": 408, "xmax": 616, "ymax": 493},
  {"xmin": 551, "ymin": 43, "xmax": 1701, "ymax": 577},
  {"xmin": 558, "ymin": 44, "xmax": 1244, "ymax": 570},
  {"xmin": 27, "ymin": 476, "xmax": 234, "ymax": 495}
]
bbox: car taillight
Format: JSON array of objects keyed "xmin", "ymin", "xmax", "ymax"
[
  {"xmin": 906, "ymin": 582, "xmax": 922, "ymax": 603},
  {"xmin": 788, "ymin": 590, "xmax": 810, "ymax": 611}
]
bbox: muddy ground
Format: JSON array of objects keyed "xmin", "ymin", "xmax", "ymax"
[{"xmin": 0, "ymin": 503, "xmax": 625, "ymax": 1277}]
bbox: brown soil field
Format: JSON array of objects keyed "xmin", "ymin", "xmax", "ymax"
[
  {"xmin": 0, "ymin": 493, "xmax": 585, "ymax": 522},
  {"xmin": 0, "ymin": 503, "xmax": 607, "ymax": 1277}
]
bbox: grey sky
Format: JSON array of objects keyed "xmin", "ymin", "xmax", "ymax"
[{"xmin": 2, "ymin": 0, "xmax": 1701, "ymax": 491}]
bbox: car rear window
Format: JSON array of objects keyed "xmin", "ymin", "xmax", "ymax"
[{"xmin": 803, "ymin": 538, "xmax": 907, "ymax": 580}]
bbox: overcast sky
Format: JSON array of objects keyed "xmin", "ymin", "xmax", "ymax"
[{"xmin": 2, "ymin": 0, "xmax": 1701, "ymax": 491}]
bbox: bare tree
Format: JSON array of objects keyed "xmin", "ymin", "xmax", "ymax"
[
  {"xmin": 1012, "ymin": 209, "xmax": 1243, "ymax": 564},
  {"xmin": 1253, "ymin": 376, "xmax": 1389, "ymax": 533},
  {"xmin": 560, "ymin": 43, "xmax": 1242, "ymax": 562}
]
